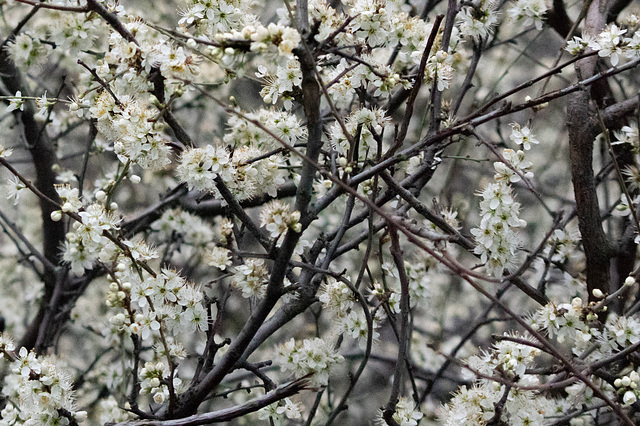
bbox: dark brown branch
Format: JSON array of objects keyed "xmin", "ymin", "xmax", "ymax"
[
  {"xmin": 213, "ymin": 175, "xmax": 271, "ymax": 250},
  {"xmin": 382, "ymin": 227, "xmax": 412, "ymax": 426},
  {"xmin": 567, "ymin": 0, "xmax": 613, "ymax": 303},
  {"xmin": 180, "ymin": 182, "xmax": 298, "ymax": 216},
  {"xmin": 171, "ymin": 32, "xmax": 325, "ymax": 419},
  {"xmin": 13, "ymin": 0, "xmax": 88, "ymax": 12},
  {"xmin": 0, "ymin": 28, "xmax": 66, "ymax": 351},
  {"xmin": 428, "ymin": 0, "xmax": 457, "ymax": 134},
  {"xmin": 546, "ymin": 0, "xmax": 573, "ymax": 39},
  {"xmin": 86, "ymin": 0, "xmax": 139, "ymax": 45},
  {"xmin": 589, "ymin": 95, "xmax": 640, "ymax": 136},
  {"xmin": 113, "ymin": 378, "xmax": 309, "ymax": 426},
  {"xmin": 390, "ymin": 15, "xmax": 443, "ymax": 155}
]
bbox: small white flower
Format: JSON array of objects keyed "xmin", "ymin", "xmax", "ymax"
[
  {"xmin": 205, "ymin": 246, "xmax": 232, "ymax": 270},
  {"xmin": 623, "ymin": 390, "xmax": 637, "ymax": 405},
  {"xmin": 6, "ymin": 91, "xmax": 24, "ymax": 112},
  {"xmin": 5, "ymin": 176, "xmax": 27, "ymax": 205},
  {"xmin": 509, "ymin": 123, "xmax": 539, "ymax": 150},
  {"xmin": 0, "ymin": 144, "xmax": 13, "ymax": 158}
]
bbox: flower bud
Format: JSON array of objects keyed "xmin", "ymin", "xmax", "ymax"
[
  {"xmin": 624, "ymin": 390, "xmax": 637, "ymax": 405},
  {"xmin": 50, "ymin": 210, "xmax": 62, "ymax": 222},
  {"xmin": 110, "ymin": 313, "xmax": 125, "ymax": 326}
]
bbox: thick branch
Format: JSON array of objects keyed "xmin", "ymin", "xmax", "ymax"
[
  {"xmin": 567, "ymin": 0, "xmax": 612, "ymax": 302},
  {"xmin": 115, "ymin": 378, "xmax": 309, "ymax": 426}
]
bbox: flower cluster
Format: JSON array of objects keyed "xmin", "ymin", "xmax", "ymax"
[
  {"xmin": 232, "ymin": 259, "xmax": 270, "ymax": 299},
  {"xmin": 440, "ymin": 379, "xmax": 552, "ymax": 425},
  {"xmin": 177, "ymin": 143, "xmax": 286, "ymax": 200},
  {"xmin": 328, "ymin": 107, "xmax": 390, "ymax": 161},
  {"xmin": 468, "ymin": 334, "xmax": 541, "ymax": 380},
  {"xmin": 440, "ymin": 293, "xmax": 640, "ymax": 423},
  {"xmin": 139, "ymin": 361, "xmax": 182, "ymax": 404},
  {"xmin": 441, "ymin": 329, "xmax": 561, "ymax": 424},
  {"xmin": 426, "ymin": 50, "xmax": 454, "ymax": 91},
  {"xmin": 256, "ymin": 59, "xmax": 302, "ymax": 108},
  {"xmin": 339, "ymin": 309, "xmax": 381, "ymax": 350},
  {"xmin": 225, "ymin": 109, "xmax": 306, "ymax": 149},
  {"xmin": 493, "ymin": 149, "xmax": 533, "ymax": 183},
  {"xmin": 326, "ymin": 55, "xmax": 404, "ymax": 106},
  {"xmin": 529, "ymin": 297, "xmax": 592, "ymax": 344},
  {"xmin": 98, "ymin": 397, "xmax": 132, "ymax": 423},
  {"xmin": 107, "ymin": 267, "xmax": 208, "ymax": 339},
  {"xmin": 55, "ymin": 183, "xmax": 83, "ymax": 214},
  {"xmin": 250, "ymin": 23, "xmax": 301, "ymax": 58},
  {"xmin": 319, "ymin": 277, "xmax": 356, "ymax": 317},
  {"xmin": 178, "ymin": 0, "xmax": 251, "ymax": 36},
  {"xmin": 257, "ymin": 398, "xmax": 302, "ymax": 424},
  {"xmin": 320, "ymin": 277, "xmax": 383, "ymax": 349},
  {"xmin": 259, "ymin": 200, "xmax": 301, "ymax": 240},
  {"xmin": 544, "ymin": 226, "xmax": 581, "ymax": 263},
  {"xmin": 151, "ymin": 208, "xmax": 215, "ymax": 249},
  {"xmin": 469, "ymin": 125, "xmax": 538, "ymax": 276},
  {"xmin": 90, "ymin": 92, "xmax": 171, "ymax": 170},
  {"xmin": 614, "ymin": 370, "xmax": 640, "ymax": 406},
  {"xmin": 7, "ymin": 33, "xmax": 51, "ymax": 69},
  {"xmin": 176, "ymin": 144, "xmax": 233, "ymax": 194},
  {"xmin": 1, "ymin": 347, "xmax": 87, "ymax": 425},
  {"xmin": 378, "ymin": 397, "xmax": 423, "ymax": 426},
  {"xmin": 48, "ymin": 13, "xmax": 102, "ymax": 57},
  {"xmin": 62, "ymin": 201, "xmax": 122, "ymax": 275},
  {"xmin": 470, "ymin": 179, "xmax": 526, "ymax": 277},
  {"xmin": 507, "ymin": 0, "xmax": 547, "ymax": 31},
  {"xmin": 566, "ymin": 24, "xmax": 640, "ymax": 64},
  {"xmin": 349, "ymin": 0, "xmax": 391, "ymax": 47},
  {"xmin": 458, "ymin": 0, "xmax": 500, "ymax": 40},
  {"xmin": 276, "ymin": 337, "xmax": 344, "ymax": 386}
]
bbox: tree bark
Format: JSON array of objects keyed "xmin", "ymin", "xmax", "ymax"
[{"xmin": 567, "ymin": 0, "xmax": 612, "ymax": 302}]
